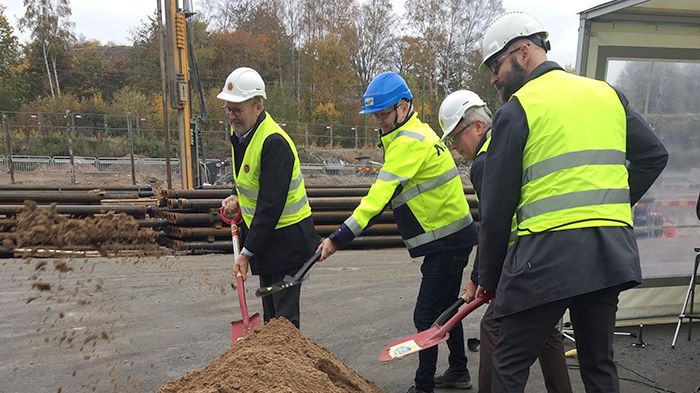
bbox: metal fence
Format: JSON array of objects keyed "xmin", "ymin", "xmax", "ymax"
[
  {"xmin": 0, "ymin": 111, "xmax": 383, "ymax": 162},
  {"xmin": 1, "ymin": 155, "xmax": 181, "ymax": 175}
]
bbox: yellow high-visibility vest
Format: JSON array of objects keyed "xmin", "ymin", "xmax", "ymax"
[
  {"xmin": 512, "ymin": 70, "xmax": 632, "ymax": 236},
  {"xmin": 232, "ymin": 113, "xmax": 311, "ymax": 229}
]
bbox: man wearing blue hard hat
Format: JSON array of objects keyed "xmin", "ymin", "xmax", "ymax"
[{"xmin": 318, "ymin": 71, "xmax": 479, "ymax": 393}]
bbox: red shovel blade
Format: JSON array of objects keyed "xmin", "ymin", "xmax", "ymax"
[
  {"xmin": 231, "ymin": 312, "xmax": 262, "ymax": 343},
  {"xmin": 379, "ymin": 292, "xmax": 493, "ymax": 362},
  {"xmin": 379, "ymin": 325, "xmax": 446, "ymax": 362},
  {"xmin": 231, "ymin": 274, "xmax": 263, "ymax": 344}
]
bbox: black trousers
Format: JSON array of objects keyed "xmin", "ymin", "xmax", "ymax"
[
  {"xmin": 480, "ymin": 302, "xmax": 572, "ymax": 393},
  {"xmin": 492, "ymin": 285, "xmax": 622, "ymax": 393},
  {"xmin": 258, "ymin": 266, "xmax": 302, "ymax": 328},
  {"xmin": 413, "ymin": 247, "xmax": 472, "ymax": 391}
]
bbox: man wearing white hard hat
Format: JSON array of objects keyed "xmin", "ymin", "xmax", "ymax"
[
  {"xmin": 474, "ymin": 12, "xmax": 668, "ymax": 392},
  {"xmin": 439, "ymin": 90, "xmax": 572, "ymax": 393},
  {"xmin": 219, "ymin": 67, "xmax": 319, "ymax": 328}
]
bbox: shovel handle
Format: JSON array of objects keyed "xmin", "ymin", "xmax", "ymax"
[
  {"xmin": 219, "ymin": 205, "xmax": 242, "ymax": 226},
  {"xmin": 236, "ymin": 273, "xmax": 250, "ymax": 330},
  {"xmin": 435, "ymin": 292, "xmax": 494, "ymax": 337},
  {"xmin": 224, "ymin": 205, "xmax": 250, "ymax": 331},
  {"xmin": 290, "ymin": 250, "xmax": 322, "ymax": 282},
  {"xmin": 433, "ymin": 297, "xmax": 466, "ymax": 327}
]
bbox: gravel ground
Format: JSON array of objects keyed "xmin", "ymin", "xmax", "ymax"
[{"xmin": 1, "ymin": 248, "xmax": 699, "ymax": 393}]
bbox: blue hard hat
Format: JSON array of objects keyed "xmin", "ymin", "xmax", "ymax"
[{"xmin": 360, "ymin": 71, "xmax": 413, "ymax": 114}]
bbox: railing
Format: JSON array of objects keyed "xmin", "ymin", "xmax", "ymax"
[{"xmin": 0, "ymin": 155, "xmax": 182, "ymax": 175}]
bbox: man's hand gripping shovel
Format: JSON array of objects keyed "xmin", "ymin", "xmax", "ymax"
[
  {"xmin": 254, "ymin": 250, "xmax": 322, "ymax": 298},
  {"xmin": 378, "ymin": 290, "xmax": 494, "ymax": 362},
  {"xmin": 219, "ymin": 206, "xmax": 262, "ymax": 344}
]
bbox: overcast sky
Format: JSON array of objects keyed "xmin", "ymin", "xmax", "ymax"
[{"xmin": 3, "ymin": 0, "xmax": 610, "ymax": 67}]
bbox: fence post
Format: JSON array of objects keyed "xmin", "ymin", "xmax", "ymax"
[
  {"xmin": 127, "ymin": 112, "xmax": 136, "ymax": 185},
  {"xmin": 304, "ymin": 123, "xmax": 309, "ymax": 147},
  {"xmin": 328, "ymin": 125, "xmax": 333, "ymax": 146},
  {"xmin": 2, "ymin": 112, "xmax": 15, "ymax": 184},
  {"xmin": 65, "ymin": 110, "xmax": 76, "ymax": 184},
  {"xmin": 353, "ymin": 127, "xmax": 358, "ymax": 148}
]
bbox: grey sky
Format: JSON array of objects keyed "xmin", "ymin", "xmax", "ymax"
[{"xmin": 4, "ymin": 0, "xmax": 609, "ymax": 66}]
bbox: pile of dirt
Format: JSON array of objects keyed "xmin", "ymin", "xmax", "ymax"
[
  {"xmin": 7, "ymin": 201, "xmax": 158, "ymax": 255},
  {"xmin": 160, "ymin": 318, "xmax": 384, "ymax": 393}
]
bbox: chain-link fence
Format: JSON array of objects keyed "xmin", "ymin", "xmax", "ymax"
[{"xmin": 0, "ymin": 110, "xmax": 388, "ymax": 185}]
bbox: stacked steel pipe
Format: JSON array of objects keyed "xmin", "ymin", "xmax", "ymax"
[
  {"xmin": 0, "ymin": 185, "xmax": 167, "ymax": 257},
  {"xmin": 156, "ymin": 184, "xmax": 478, "ymax": 253},
  {"xmin": 0, "ymin": 183, "xmax": 478, "ymax": 256}
]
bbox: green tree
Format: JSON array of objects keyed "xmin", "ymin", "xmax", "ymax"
[
  {"xmin": 19, "ymin": 0, "xmax": 75, "ymax": 98},
  {"xmin": 0, "ymin": 5, "xmax": 29, "ymax": 110},
  {"xmin": 299, "ymin": 36, "xmax": 358, "ymax": 124},
  {"xmin": 62, "ymin": 40, "xmax": 109, "ymax": 100},
  {"xmin": 125, "ymin": 13, "xmax": 161, "ymax": 95}
]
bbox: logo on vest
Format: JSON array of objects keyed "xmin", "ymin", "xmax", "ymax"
[{"xmin": 243, "ymin": 164, "xmax": 250, "ymax": 173}]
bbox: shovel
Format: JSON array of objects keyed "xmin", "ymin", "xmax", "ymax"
[
  {"xmin": 255, "ymin": 250, "xmax": 322, "ymax": 298},
  {"xmin": 219, "ymin": 207, "xmax": 262, "ymax": 343},
  {"xmin": 379, "ymin": 291, "xmax": 494, "ymax": 362}
]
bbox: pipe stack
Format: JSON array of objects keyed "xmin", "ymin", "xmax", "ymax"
[
  {"xmin": 0, "ymin": 185, "xmax": 166, "ymax": 257},
  {"xmin": 156, "ymin": 184, "xmax": 478, "ymax": 253},
  {"xmin": 0, "ymin": 184, "xmax": 478, "ymax": 256}
]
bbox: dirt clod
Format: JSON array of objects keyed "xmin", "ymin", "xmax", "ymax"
[
  {"xmin": 160, "ymin": 318, "xmax": 384, "ymax": 393},
  {"xmin": 13, "ymin": 201, "xmax": 158, "ymax": 256},
  {"xmin": 53, "ymin": 260, "xmax": 73, "ymax": 272},
  {"xmin": 32, "ymin": 280, "xmax": 51, "ymax": 291}
]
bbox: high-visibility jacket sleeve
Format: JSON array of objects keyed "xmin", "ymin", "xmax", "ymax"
[{"xmin": 329, "ymin": 135, "xmax": 426, "ymax": 248}]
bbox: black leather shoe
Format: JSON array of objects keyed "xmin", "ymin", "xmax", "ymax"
[{"xmin": 434, "ymin": 369, "xmax": 472, "ymax": 389}]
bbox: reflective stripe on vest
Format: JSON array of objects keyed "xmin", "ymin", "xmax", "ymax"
[
  {"xmin": 522, "ymin": 149, "xmax": 626, "ymax": 185},
  {"xmin": 232, "ymin": 112, "xmax": 312, "ymax": 229},
  {"xmin": 391, "ymin": 167, "xmax": 460, "ymax": 208},
  {"xmin": 404, "ymin": 215, "xmax": 473, "ymax": 249},
  {"xmin": 236, "ymin": 172, "xmax": 304, "ymax": 200},
  {"xmin": 512, "ymin": 69, "xmax": 631, "ymax": 235}
]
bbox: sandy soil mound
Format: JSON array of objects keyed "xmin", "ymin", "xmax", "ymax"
[{"xmin": 160, "ymin": 318, "xmax": 384, "ymax": 393}]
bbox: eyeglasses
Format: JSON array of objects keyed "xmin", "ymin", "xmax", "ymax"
[
  {"xmin": 488, "ymin": 46, "xmax": 522, "ymax": 75},
  {"xmin": 223, "ymin": 105, "xmax": 247, "ymax": 117},
  {"xmin": 371, "ymin": 104, "xmax": 399, "ymax": 121},
  {"xmin": 445, "ymin": 121, "xmax": 476, "ymax": 148}
]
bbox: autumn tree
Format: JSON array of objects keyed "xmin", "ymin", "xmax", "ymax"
[
  {"xmin": 125, "ymin": 13, "xmax": 161, "ymax": 95},
  {"xmin": 299, "ymin": 36, "xmax": 358, "ymax": 124},
  {"xmin": 0, "ymin": 5, "xmax": 29, "ymax": 110},
  {"xmin": 343, "ymin": 0, "xmax": 397, "ymax": 91},
  {"xmin": 404, "ymin": 0, "xmax": 504, "ymax": 95},
  {"xmin": 19, "ymin": 0, "xmax": 75, "ymax": 98}
]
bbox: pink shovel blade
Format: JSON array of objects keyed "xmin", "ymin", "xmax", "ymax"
[
  {"xmin": 379, "ymin": 293, "xmax": 493, "ymax": 362},
  {"xmin": 231, "ymin": 312, "xmax": 263, "ymax": 343},
  {"xmin": 379, "ymin": 326, "xmax": 447, "ymax": 362},
  {"xmin": 230, "ymin": 274, "xmax": 263, "ymax": 344}
]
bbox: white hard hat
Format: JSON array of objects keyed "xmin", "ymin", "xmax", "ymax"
[
  {"xmin": 481, "ymin": 12, "xmax": 548, "ymax": 67},
  {"xmin": 439, "ymin": 90, "xmax": 486, "ymax": 141},
  {"xmin": 217, "ymin": 67, "xmax": 267, "ymax": 103}
]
